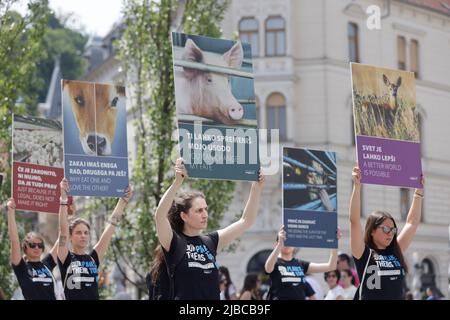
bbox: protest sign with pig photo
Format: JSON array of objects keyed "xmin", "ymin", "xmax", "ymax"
[
  {"xmin": 282, "ymin": 147, "xmax": 338, "ymax": 249},
  {"xmin": 12, "ymin": 115, "xmax": 64, "ymax": 214},
  {"xmin": 351, "ymin": 63, "xmax": 422, "ymax": 188},
  {"xmin": 62, "ymin": 80, "xmax": 129, "ymax": 197},
  {"xmin": 171, "ymin": 32, "xmax": 259, "ymax": 181}
]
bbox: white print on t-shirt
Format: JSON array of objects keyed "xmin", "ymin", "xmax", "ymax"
[
  {"xmin": 278, "ymin": 265, "xmax": 305, "ymax": 284},
  {"xmin": 365, "ymin": 253, "xmax": 404, "ymax": 290},
  {"xmin": 28, "ymin": 266, "xmax": 53, "ymax": 285},
  {"xmin": 66, "ymin": 259, "xmax": 98, "ymax": 290},
  {"xmin": 186, "ymin": 243, "xmax": 217, "ymax": 272}
]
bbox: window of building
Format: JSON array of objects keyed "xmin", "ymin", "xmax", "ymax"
[
  {"xmin": 265, "ymin": 16, "xmax": 286, "ymax": 56},
  {"xmin": 397, "ymin": 36, "xmax": 406, "ymax": 70},
  {"xmin": 266, "ymin": 92, "xmax": 287, "ymax": 141},
  {"xmin": 411, "ymin": 39, "xmax": 420, "ymax": 78},
  {"xmin": 239, "ymin": 18, "xmax": 259, "ymax": 57},
  {"xmin": 348, "ymin": 22, "xmax": 359, "ymax": 63}
]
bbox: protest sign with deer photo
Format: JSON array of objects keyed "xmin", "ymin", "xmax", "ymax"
[{"xmin": 351, "ymin": 63, "xmax": 422, "ymax": 188}]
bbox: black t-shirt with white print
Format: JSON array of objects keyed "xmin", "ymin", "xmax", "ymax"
[
  {"xmin": 58, "ymin": 250, "xmax": 100, "ymax": 300},
  {"xmin": 12, "ymin": 254, "xmax": 56, "ymax": 300},
  {"xmin": 164, "ymin": 231, "xmax": 220, "ymax": 300},
  {"xmin": 268, "ymin": 258, "xmax": 312, "ymax": 300},
  {"xmin": 353, "ymin": 245, "xmax": 406, "ymax": 300}
]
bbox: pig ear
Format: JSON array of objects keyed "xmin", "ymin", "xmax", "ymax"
[
  {"xmin": 223, "ymin": 41, "xmax": 243, "ymax": 69},
  {"xmin": 183, "ymin": 39, "xmax": 204, "ymax": 63},
  {"xmin": 182, "ymin": 39, "xmax": 203, "ymax": 79}
]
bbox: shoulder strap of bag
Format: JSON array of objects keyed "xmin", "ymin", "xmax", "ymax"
[{"xmin": 358, "ymin": 248, "xmax": 373, "ymax": 300}]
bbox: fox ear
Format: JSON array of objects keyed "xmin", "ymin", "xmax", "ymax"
[
  {"xmin": 382, "ymin": 74, "xmax": 390, "ymax": 85},
  {"xmin": 396, "ymin": 77, "xmax": 402, "ymax": 86}
]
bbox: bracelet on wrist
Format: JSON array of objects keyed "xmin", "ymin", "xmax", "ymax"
[{"xmin": 108, "ymin": 220, "xmax": 118, "ymax": 227}]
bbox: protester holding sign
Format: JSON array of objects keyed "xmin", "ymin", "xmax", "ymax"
[
  {"xmin": 349, "ymin": 166, "xmax": 424, "ymax": 300},
  {"xmin": 6, "ymin": 198, "xmax": 60, "ymax": 300},
  {"xmin": 57, "ymin": 178, "xmax": 132, "ymax": 300},
  {"xmin": 151, "ymin": 158, "xmax": 265, "ymax": 300},
  {"xmin": 265, "ymin": 225, "xmax": 340, "ymax": 300}
]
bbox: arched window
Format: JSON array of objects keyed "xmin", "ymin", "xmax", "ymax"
[
  {"xmin": 246, "ymin": 250, "xmax": 272, "ymax": 292},
  {"xmin": 239, "ymin": 18, "xmax": 259, "ymax": 57},
  {"xmin": 347, "ymin": 22, "xmax": 359, "ymax": 63},
  {"xmin": 420, "ymin": 258, "xmax": 437, "ymax": 294},
  {"xmin": 266, "ymin": 92, "xmax": 287, "ymax": 141},
  {"xmin": 265, "ymin": 16, "xmax": 286, "ymax": 56}
]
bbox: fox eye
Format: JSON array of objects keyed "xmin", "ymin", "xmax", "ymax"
[
  {"xmin": 74, "ymin": 96, "xmax": 84, "ymax": 106},
  {"xmin": 111, "ymin": 97, "xmax": 119, "ymax": 107}
]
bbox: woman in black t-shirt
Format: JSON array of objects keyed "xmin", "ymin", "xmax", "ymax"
[
  {"xmin": 265, "ymin": 225, "xmax": 341, "ymax": 300},
  {"xmin": 349, "ymin": 166, "xmax": 424, "ymax": 300},
  {"xmin": 6, "ymin": 198, "xmax": 59, "ymax": 300},
  {"xmin": 57, "ymin": 178, "xmax": 132, "ymax": 300},
  {"xmin": 151, "ymin": 158, "xmax": 265, "ymax": 300}
]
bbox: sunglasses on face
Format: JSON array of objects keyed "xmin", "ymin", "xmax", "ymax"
[
  {"xmin": 379, "ymin": 225, "xmax": 397, "ymax": 235},
  {"xmin": 27, "ymin": 242, "xmax": 44, "ymax": 249}
]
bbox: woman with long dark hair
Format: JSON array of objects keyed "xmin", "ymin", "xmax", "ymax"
[
  {"xmin": 151, "ymin": 158, "xmax": 265, "ymax": 300},
  {"xmin": 349, "ymin": 166, "xmax": 424, "ymax": 300}
]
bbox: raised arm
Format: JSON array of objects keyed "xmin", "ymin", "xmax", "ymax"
[
  {"xmin": 217, "ymin": 171, "xmax": 265, "ymax": 252},
  {"xmin": 265, "ymin": 226, "xmax": 284, "ymax": 274},
  {"xmin": 154, "ymin": 158, "xmax": 186, "ymax": 251},
  {"xmin": 57, "ymin": 178, "xmax": 70, "ymax": 263},
  {"xmin": 398, "ymin": 176, "xmax": 424, "ymax": 252},
  {"xmin": 308, "ymin": 228, "xmax": 341, "ymax": 273},
  {"xmin": 94, "ymin": 186, "xmax": 133, "ymax": 263},
  {"xmin": 349, "ymin": 167, "xmax": 365, "ymax": 259},
  {"xmin": 7, "ymin": 198, "xmax": 21, "ymax": 266}
]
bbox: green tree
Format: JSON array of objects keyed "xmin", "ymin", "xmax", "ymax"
[
  {"xmin": 0, "ymin": 0, "xmax": 49, "ymax": 299},
  {"xmin": 85, "ymin": 0, "xmax": 234, "ymax": 296}
]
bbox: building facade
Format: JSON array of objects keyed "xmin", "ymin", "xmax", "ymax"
[{"xmin": 218, "ymin": 0, "xmax": 450, "ymax": 299}]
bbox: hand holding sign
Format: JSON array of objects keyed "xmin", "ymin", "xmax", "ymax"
[
  {"xmin": 60, "ymin": 178, "xmax": 70, "ymax": 199},
  {"xmin": 174, "ymin": 158, "xmax": 188, "ymax": 183},
  {"xmin": 7, "ymin": 198, "xmax": 16, "ymax": 212},
  {"xmin": 352, "ymin": 166, "xmax": 361, "ymax": 187}
]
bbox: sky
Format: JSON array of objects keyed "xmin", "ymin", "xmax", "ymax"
[
  {"xmin": 49, "ymin": 0, "xmax": 123, "ymax": 36},
  {"xmin": 13, "ymin": 0, "xmax": 124, "ymax": 37}
]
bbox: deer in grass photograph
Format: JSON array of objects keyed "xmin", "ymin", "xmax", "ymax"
[{"xmin": 362, "ymin": 74, "xmax": 402, "ymax": 133}]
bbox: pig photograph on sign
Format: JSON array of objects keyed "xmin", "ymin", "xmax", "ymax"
[
  {"xmin": 62, "ymin": 80, "xmax": 129, "ymax": 197},
  {"xmin": 351, "ymin": 63, "xmax": 422, "ymax": 188},
  {"xmin": 172, "ymin": 32, "xmax": 259, "ymax": 181},
  {"xmin": 282, "ymin": 147, "xmax": 338, "ymax": 249},
  {"xmin": 12, "ymin": 115, "xmax": 64, "ymax": 214}
]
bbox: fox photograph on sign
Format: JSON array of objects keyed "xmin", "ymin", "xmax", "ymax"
[
  {"xmin": 351, "ymin": 63, "xmax": 422, "ymax": 188},
  {"xmin": 62, "ymin": 80, "xmax": 129, "ymax": 197},
  {"xmin": 282, "ymin": 147, "xmax": 338, "ymax": 249},
  {"xmin": 171, "ymin": 32, "xmax": 259, "ymax": 181},
  {"xmin": 12, "ymin": 115, "xmax": 64, "ymax": 214}
]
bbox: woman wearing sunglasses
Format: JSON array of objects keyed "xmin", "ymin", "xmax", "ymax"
[
  {"xmin": 349, "ymin": 166, "xmax": 424, "ymax": 300},
  {"xmin": 6, "ymin": 198, "xmax": 60, "ymax": 300}
]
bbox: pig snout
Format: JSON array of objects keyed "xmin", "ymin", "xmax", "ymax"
[{"xmin": 228, "ymin": 104, "xmax": 244, "ymax": 120}]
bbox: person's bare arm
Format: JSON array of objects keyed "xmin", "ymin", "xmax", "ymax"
[
  {"xmin": 398, "ymin": 176, "xmax": 424, "ymax": 252},
  {"xmin": 57, "ymin": 179, "xmax": 70, "ymax": 263},
  {"xmin": 349, "ymin": 167, "xmax": 364, "ymax": 259},
  {"xmin": 217, "ymin": 172, "xmax": 265, "ymax": 252},
  {"xmin": 94, "ymin": 186, "xmax": 133, "ymax": 263},
  {"xmin": 6, "ymin": 199, "xmax": 21, "ymax": 266},
  {"xmin": 154, "ymin": 158, "xmax": 186, "ymax": 251},
  {"xmin": 265, "ymin": 226, "xmax": 284, "ymax": 274}
]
